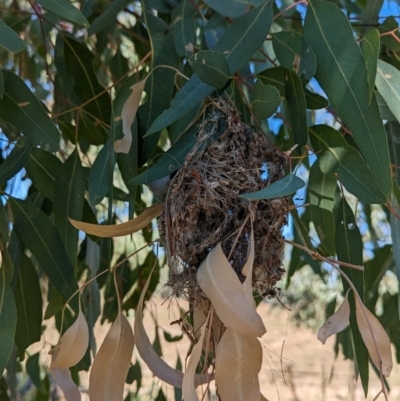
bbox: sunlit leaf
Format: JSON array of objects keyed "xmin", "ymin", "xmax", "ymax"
[
  {"xmin": 355, "ymin": 296, "xmax": 393, "ymax": 377},
  {"xmin": 182, "ymin": 312, "xmax": 210, "ymax": 401},
  {"xmin": 318, "ymin": 291, "xmax": 350, "ymax": 344},
  {"xmin": 197, "ymin": 243, "xmax": 266, "ymax": 337},
  {"xmin": 134, "ymin": 267, "xmax": 211, "ymax": 388},
  {"xmin": 70, "ymin": 203, "xmax": 163, "ymax": 237},
  {"xmin": 115, "ymin": 79, "xmax": 146, "ymax": 153},
  {"xmin": 51, "ymin": 367, "xmax": 81, "ymax": 401},
  {"xmin": 89, "ymin": 311, "xmax": 134, "ymax": 401},
  {"xmin": 215, "ymin": 328, "xmax": 262, "ymax": 401},
  {"xmin": 50, "ymin": 310, "xmax": 89, "ymax": 370}
]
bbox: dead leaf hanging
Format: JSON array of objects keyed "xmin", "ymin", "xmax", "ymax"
[
  {"xmin": 317, "ymin": 292, "xmax": 350, "ymax": 345},
  {"xmin": 69, "ymin": 204, "xmax": 163, "ymax": 237},
  {"xmin": 197, "ymin": 242, "xmax": 266, "ymax": 338},
  {"xmin": 52, "ymin": 367, "xmax": 81, "ymax": 401},
  {"xmin": 114, "ymin": 78, "xmax": 147, "ymax": 153},
  {"xmin": 182, "ymin": 312, "xmax": 211, "ymax": 401},
  {"xmin": 50, "ymin": 310, "xmax": 89, "ymax": 370},
  {"xmin": 355, "ymin": 296, "xmax": 393, "ymax": 377},
  {"xmin": 215, "ymin": 328, "xmax": 263, "ymax": 401},
  {"xmin": 135, "ymin": 267, "xmax": 212, "ymax": 388},
  {"xmin": 89, "ymin": 311, "xmax": 135, "ymax": 401}
]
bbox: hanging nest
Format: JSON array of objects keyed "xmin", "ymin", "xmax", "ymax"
[{"xmin": 159, "ymin": 97, "xmax": 289, "ymax": 307}]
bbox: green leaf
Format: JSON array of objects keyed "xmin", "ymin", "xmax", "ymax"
[
  {"xmin": 304, "ymin": 90, "xmax": 328, "ymax": 109},
  {"xmin": 272, "ymin": 31, "xmax": 316, "ymax": 80},
  {"xmin": 171, "ymin": 0, "xmax": 197, "ymax": 58},
  {"xmin": 309, "ymin": 125, "xmax": 387, "ymax": 204},
  {"xmin": 54, "ymin": 149, "xmax": 85, "ymax": 264},
  {"xmin": 163, "ymin": 331, "xmax": 183, "ymax": 342},
  {"xmin": 88, "ymin": 0, "xmax": 130, "ymax": 34},
  {"xmin": 284, "ymin": 71, "xmax": 308, "ymax": 150},
  {"xmin": 145, "ymin": 75, "xmax": 214, "ymax": 137},
  {"xmin": 0, "ymin": 137, "xmax": 31, "ymax": 188},
  {"xmin": 130, "ymin": 125, "xmax": 197, "ymax": 185},
  {"xmin": 63, "ymin": 37, "xmax": 111, "ymax": 124},
  {"xmin": 203, "ymin": 0, "xmax": 247, "ymax": 18},
  {"xmin": 309, "ymin": 161, "xmax": 336, "ymax": 256},
  {"xmin": 361, "ymin": 29, "xmax": 380, "ymax": 102},
  {"xmin": 0, "ymin": 282, "xmax": 17, "ymax": 373},
  {"xmin": 146, "ymin": 0, "xmax": 274, "ymax": 136},
  {"xmin": 189, "ymin": 51, "xmax": 231, "ymax": 89},
  {"xmin": 25, "ymin": 148, "xmax": 62, "ymax": 200},
  {"xmin": 335, "ymin": 197, "xmax": 369, "ymax": 396},
  {"xmin": 138, "ymin": 10, "xmax": 179, "ymax": 164},
  {"xmin": 36, "ymin": 0, "xmax": 88, "ymax": 26},
  {"xmin": 89, "ymin": 143, "xmax": 113, "ymax": 206},
  {"xmin": 304, "ymin": 0, "xmax": 392, "ymax": 198},
  {"xmin": 0, "ymin": 71, "xmax": 60, "ymax": 152},
  {"xmin": 13, "ymin": 254, "xmax": 42, "ymax": 361},
  {"xmin": 0, "ymin": 202, "xmax": 9, "ymax": 244},
  {"xmin": 361, "ymin": 0, "xmax": 383, "ymax": 33},
  {"xmin": 11, "ymin": 199, "xmax": 79, "ymax": 310},
  {"xmin": 0, "ymin": 20, "xmax": 25, "ymax": 53},
  {"xmin": 240, "ymin": 174, "xmax": 305, "ymax": 200},
  {"xmin": 376, "ymin": 59, "xmax": 400, "ymax": 125},
  {"xmin": 26, "ymin": 353, "xmax": 43, "ymax": 390},
  {"xmin": 251, "ymin": 81, "xmax": 281, "ymax": 120}
]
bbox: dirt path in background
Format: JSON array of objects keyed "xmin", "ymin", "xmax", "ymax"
[{"xmin": 41, "ymin": 296, "xmax": 399, "ymax": 401}]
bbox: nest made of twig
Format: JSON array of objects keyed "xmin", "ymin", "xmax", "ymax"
[{"xmin": 160, "ymin": 97, "xmax": 289, "ymax": 305}]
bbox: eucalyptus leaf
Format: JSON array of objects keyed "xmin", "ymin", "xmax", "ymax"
[
  {"xmin": 361, "ymin": 29, "xmax": 380, "ymax": 102},
  {"xmin": 251, "ymin": 81, "xmax": 281, "ymax": 120},
  {"xmin": 36, "ymin": 0, "xmax": 89, "ymax": 26},
  {"xmin": 240, "ymin": 174, "xmax": 305, "ymax": 200},
  {"xmin": 0, "ymin": 21, "xmax": 25, "ymax": 53}
]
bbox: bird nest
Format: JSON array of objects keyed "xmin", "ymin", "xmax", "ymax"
[{"xmin": 159, "ymin": 98, "xmax": 288, "ymax": 306}]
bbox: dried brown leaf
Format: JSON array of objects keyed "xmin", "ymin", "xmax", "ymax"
[
  {"xmin": 317, "ymin": 292, "xmax": 350, "ymax": 345},
  {"xmin": 197, "ymin": 242, "xmax": 266, "ymax": 337},
  {"xmin": 355, "ymin": 296, "xmax": 393, "ymax": 377},
  {"xmin": 193, "ymin": 308, "xmax": 206, "ymax": 341},
  {"xmin": 135, "ymin": 268, "xmax": 212, "ymax": 388},
  {"xmin": 114, "ymin": 79, "xmax": 147, "ymax": 153},
  {"xmin": 215, "ymin": 328, "xmax": 262, "ymax": 401},
  {"xmin": 69, "ymin": 204, "xmax": 163, "ymax": 237},
  {"xmin": 182, "ymin": 313, "xmax": 210, "ymax": 401},
  {"xmin": 51, "ymin": 367, "xmax": 81, "ymax": 401},
  {"xmin": 50, "ymin": 310, "xmax": 89, "ymax": 370},
  {"xmin": 89, "ymin": 311, "xmax": 134, "ymax": 401},
  {"xmin": 242, "ymin": 228, "xmax": 255, "ymax": 303}
]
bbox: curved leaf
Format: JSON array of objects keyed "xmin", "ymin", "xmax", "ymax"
[
  {"xmin": 0, "ymin": 20, "xmax": 25, "ymax": 53},
  {"xmin": 0, "ymin": 71, "xmax": 60, "ymax": 152},
  {"xmin": 50, "ymin": 310, "xmax": 89, "ymax": 370},
  {"xmin": 69, "ymin": 203, "xmax": 163, "ymax": 237},
  {"xmin": 51, "ymin": 367, "xmax": 81, "ymax": 401},
  {"xmin": 215, "ymin": 328, "xmax": 262, "ymax": 401},
  {"xmin": 361, "ymin": 29, "xmax": 379, "ymax": 101},
  {"xmin": 355, "ymin": 297, "xmax": 393, "ymax": 377},
  {"xmin": 317, "ymin": 291, "xmax": 350, "ymax": 344},
  {"xmin": 251, "ymin": 81, "xmax": 281, "ymax": 120},
  {"xmin": 240, "ymin": 174, "xmax": 305, "ymax": 200},
  {"xmin": 0, "ymin": 282, "xmax": 17, "ymax": 373},
  {"xmin": 304, "ymin": 0, "xmax": 392, "ymax": 198},
  {"xmin": 197, "ymin": 243, "xmax": 266, "ymax": 337},
  {"xmin": 89, "ymin": 311, "xmax": 134, "ymax": 401}
]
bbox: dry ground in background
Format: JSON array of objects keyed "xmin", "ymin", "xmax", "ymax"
[{"xmin": 37, "ymin": 295, "xmax": 400, "ymax": 401}]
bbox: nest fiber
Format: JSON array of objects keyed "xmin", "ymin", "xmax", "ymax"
[{"xmin": 160, "ymin": 98, "xmax": 289, "ymax": 301}]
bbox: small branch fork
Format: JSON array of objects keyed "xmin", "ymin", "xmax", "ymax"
[{"xmin": 286, "ymin": 240, "xmax": 389, "ymax": 401}]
